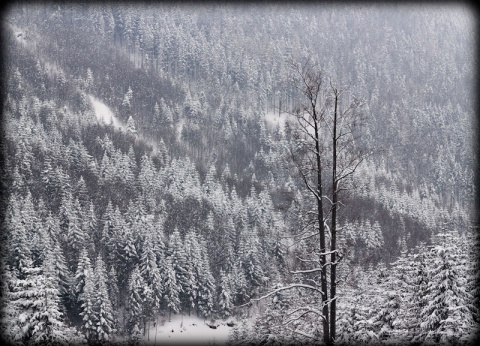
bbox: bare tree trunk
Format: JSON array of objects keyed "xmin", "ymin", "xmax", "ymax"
[
  {"xmin": 330, "ymin": 89, "xmax": 338, "ymax": 342},
  {"xmin": 246, "ymin": 58, "xmax": 369, "ymax": 345},
  {"xmin": 314, "ymin": 111, "xmax": 330, "ymax": 344}
]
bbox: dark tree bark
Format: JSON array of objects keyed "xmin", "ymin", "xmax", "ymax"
[
  {"xmin": 240, "ymin": 58, "xmax": 370, "ymax": 345},
  {"xmin": 330, "ymin": 88, "xmax": 338, "ymax": 342},
  {"xmin": 289, "ymin": 59, "xmax": 331, "ymax": 344},
  {"xmin": 287, "ymin": 59, "xmax": 369, "ymax": 344}
]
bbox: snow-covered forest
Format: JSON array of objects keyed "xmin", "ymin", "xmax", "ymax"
[{"xmin": 0, "ymin": 3, "xmax": 477, "ymax": 345}]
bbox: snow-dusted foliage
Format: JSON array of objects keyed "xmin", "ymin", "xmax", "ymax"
[
  {"xmin": 418, "ymin": 241, "xmax": 475, "ymax": 343},
  {"xmin": 2, "ymin": 256, "xmax": 83, "ymax": 345},
  {"xmin": 2, "ymin": 3, "xmax": 474, "ymax": 344}
]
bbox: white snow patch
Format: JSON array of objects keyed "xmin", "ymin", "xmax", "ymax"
[
  {"xmin": 13, "ymin": 30, "xmax": 28, "ymax": 45},
  {"xmin": 264, "ymin": 111, "xmax": 289, "ymax": 134},
  {"xmin": 176, "ymin": 119, "xmax": 185, "ymax": 141},
  {"xmin": 88, "ymin": 95, "xmax": 166, "ymax": 157},
  {"xmin": 88, "ymin": 95, "xmax": 125, "ymax": 131},
  {"xmin": 143, "ymin": 314, "xmax": 234, "ymax": 345},
  {"xmin": 10, "ymin": 23, "xmax": 29, "ymax": 47},
  {"xmin": 265, "ymin": 110, "xmax": 318, "ymax": 137}
]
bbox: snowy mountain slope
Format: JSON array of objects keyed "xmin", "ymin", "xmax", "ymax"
[{"xmin": 2, "ymin": 4, "xmax": 476, "ymax": 346}]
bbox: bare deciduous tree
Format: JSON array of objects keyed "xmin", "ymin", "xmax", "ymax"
[
  {"xmin": 243, "ymin": 58, "xmax": 371, "ymax": 345},
  {"xmin": 288, "ymin": 58, "xmax": 370, "ymax": 344}
]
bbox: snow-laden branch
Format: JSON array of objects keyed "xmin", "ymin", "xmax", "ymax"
[
  {"xmin": 295, "ymin": 255, "xmax": 320, "ymax": 265},
  {"xmin": 284, "ymin": 306, "xmax": 325, "ymax": 321},
  {"xmin": 290, "ymin": 267, "xmax": 323, "ymax": 275},
  {"xmin": 291, "ymin": 255, "xmax": 340, "ymax": 276},
  {"xmin": 285, "ymin": 327, "xmax": 317, "ymax": 340},
  {"xmin": 283, "ymin": 307, "xmax": 326, "ymax": 332},
  {"xmin": 318, "ymin": 249, "xmax": 339, "ymax": 257},
  {"xmin": 304, "ymin": 277, "xmax": 321, "ymax": 288},
  {"xmin": 322, "ymin": 195, "xmax": 334, "ymax": 205},
  {"xmin": 236, "ymin": 283, "xmax": 324, "ymax": 308},
  {"xmin": 291, "ymin": 231, "xmax": 318, "ymax": 245}
]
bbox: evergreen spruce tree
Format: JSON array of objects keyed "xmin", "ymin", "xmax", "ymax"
[
  {"xmin": 127, "ymin": 265, "xmax": 150, "ymax": 336},
  {"xmin": 183, "ymin": 230, "xmax": 202, "ymax": 315},
  {"xmin": 139, "ymin": 231, "xmax": 163, "ymax": 314},
  {"xmin": 83, "ymin": 201, "xmax": 98, "ymax": 255},
  {"xmin": 0, "ymin": 260, "xmax": 15, "ymax": 341},
  {"xmin": 372, "ymin": 289, "xmax": 402, "ymax": 340},
  {"xmin": 196, "ymin": 239, "xmax": 215, "ymax": 318},
  {"xmin": 5, "ymin": 252, "xmax": 73, "ymax": 345},
  {"xmin": 231, "ymin": 262, "xmax": 250, "ymax": 306},
  {"xmin": 419, "ymin": 241, "xmax": 475, "ymax": 344},
  {"xmin": 94, "ymin": 255, "xmax": 116, "ymax": 342},
  {"xmin": 28, "ymin": 249, "xmax": 71, "ymax": 345},
  {"xmin": 465, "ymin": 228, "xmax": 480, "ymax": 326},
  {"xmin": 164, "ymin": 256, "xmax": 181, "ymax": 320},
  {"xmin": 217, "ymin": 269, "xmax": 233, "ymax": 319},
  {"xmin": 409, "ymin": 247, "xmax": 432, "ymax": 342},
  {"xmin": 49, "ymin": 237, "xmax": 74, "ymax": 320},
  {"xmin": 65, "ymin": 196, "xmax": 87, "ymax": 271},
  {"xmin": 5, "ymin": 193, "xmax": 31, "ymax": 277},
  {"xmin": 239, "ymin": 227, "xmax": 264, "ymax": 293},
  {"xmin": 167, "ymin": 229, "xmax": 191, "ymax": 312},
  {"xmin": 100, "ymin": 200, "xmax": 115, "ymax": 261},
  {"xmin": 79, "ymin": 260, "xmax": 97, "ymax": 343},
  {"xmin": 107, "ymin": 265, "xmax": 120, "ymax": 313},
  {"xmin": 117, "ymin": 207, "xmax": 138, "ymax": 296},
  {"xmin": 44, "ymin": 212, "xmax": 61, "ymax": 246},
  {"xmin": 75, "ymin": 248, "xmax": 92, "ymax": 303},
  {"xmin": 127, "ymin": 115, "xmax": 137, "ymax": 135}
]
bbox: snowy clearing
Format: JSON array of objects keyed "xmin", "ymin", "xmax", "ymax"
[
  {"xmin": 89, "ymin": 95, "xmax": 125, "ymax": 130},
  {"xmin": 176, "ymin": 119, "xmax": 185, "ymax": 142},
  {"xmin": 142, "ymin": 314, "xmax": 234, "ymax": 345},
  {"xmin": 264, "ymin": 111, "xmax": 289, "ymax": 134},
  {"xmin": 11, "ymin": 24, "xmax": 29, "ymax": 46},
  {"xmin": 88, "ymin": 95, "xmax": 165, "ymax": 157}
]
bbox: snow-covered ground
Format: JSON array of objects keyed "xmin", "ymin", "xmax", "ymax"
[
  {"xmin": 176, "ymin": 119, "xmax": 185, "ymax": 141},
  {"xmin": 264, "ymin": 110, "xmax": 320, "ymax": 138},
  {"xmin": 11, "ymin": 24, "xmax": 29, "ymax": 46},
  {"xmin": 264, "ymin": 111, "xmax": 289, "ymax": 134},
  {"xmin": 88, "ymin": 95, "xmax": 165, "ymax": 157},
  {"xmin": 89, "ymin": 95, "xmax": 125, "ymax": 130},
  {"xmin": 142, "ymin": 314, "xmax": 235, "ymax": 345}
]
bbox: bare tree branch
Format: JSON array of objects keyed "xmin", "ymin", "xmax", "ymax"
[
  {"xmin": 236, "ymin": 283, "xmax": 324, "ymax": 308},
  {"xmin": 285, "ymin": 327, "xmax": 317, "ymax": 340}
]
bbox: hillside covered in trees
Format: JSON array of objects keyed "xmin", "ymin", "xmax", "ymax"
[{"xmin": 1, "ymin": 3, "xmax": 477, "ymax": 345}]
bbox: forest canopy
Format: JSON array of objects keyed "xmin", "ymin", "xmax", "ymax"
[{"xmin": 0, "ymin": 3, "xmax": 477, "ymax": 345}]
